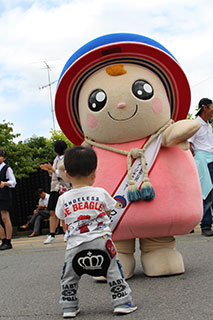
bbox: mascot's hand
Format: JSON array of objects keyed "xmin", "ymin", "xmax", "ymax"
[
  {"xmin": 161, "ymin": 120, "xmax": 201, "ymax": 148},
  {"xmin": 177, "ymin": 141, "xmax": 190, "ymax": 150}
]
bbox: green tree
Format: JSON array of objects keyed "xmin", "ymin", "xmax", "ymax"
[
  {"xmin": 0, "ymin": 121, "xmax": 36, "ymax": 178},
  {"xmin": 187, "ymin": 113, "xmax": 195, "ymax": 120},
  {"xmin": 23, "ymin": 135, "xmax": 55, "ymax": 165},
  {"xmin": 49, "ymin": 129, "xmax": 73, "ymax": 148},
  {"xmin": 0, "ymin": 121, "xmax": 74, "ymax": 179},
  {"xmin": 0, "ymin": 120, "xmax": 20, "ymax": 147}
]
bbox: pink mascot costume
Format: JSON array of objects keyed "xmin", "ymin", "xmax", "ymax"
[{"xmin": 55, "ymin": 33, "xmax": 202, "ymax": 279}]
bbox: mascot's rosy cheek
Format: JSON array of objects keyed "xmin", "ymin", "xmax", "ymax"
[
  {"xmin": 152, "ymin": 98, "xmax": 163, "ymax": 114},
  {"xmin": 87, "ymin": 114, "xmax": 98, "ymax": 129}
]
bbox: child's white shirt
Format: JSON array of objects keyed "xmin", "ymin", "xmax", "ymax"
[{"xmin": 56, "ymin": 186, "xmax": 117, "ymax": 250}]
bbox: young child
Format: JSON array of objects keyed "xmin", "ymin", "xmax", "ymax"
[
  {"xmin": 0, "ymin": 149, "xmax": 16, "ymax": 250},
  {"xmin": 56, "ymin": 146, "xmax": 137, "ymax": 318}
]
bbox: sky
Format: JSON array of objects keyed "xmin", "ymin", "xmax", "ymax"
[{"xmin": 0, "ymin": 0, "xmax": 213, "ymax": 142}]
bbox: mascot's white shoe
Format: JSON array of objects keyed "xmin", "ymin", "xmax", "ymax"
[
  {"xmin": 141, "ymin": 248, "xmax": 185, "ymax": 277},
  {"xmin": 93, "ymin": 276, "xmax": 107, "ymax": 282},
  {"xmin": 93, "ymin": 253, "xmax": 135, "ymax": 281},
  {"xmin": 117, "ymin": 253, "xmax": 136, "ymax": 280}
]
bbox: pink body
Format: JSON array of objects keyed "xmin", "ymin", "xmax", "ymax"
[{"xmin": 93, "ymin": 139, "xmax": 202, "ymax": 241}]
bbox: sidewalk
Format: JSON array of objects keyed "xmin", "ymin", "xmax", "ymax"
[
  {"xmin": 11, "ymin": 233, "xmax": 66, "ymax": 249},
  {"xmin": 11, "ymin": 224, "xmax": 202, "ymax": 250}
]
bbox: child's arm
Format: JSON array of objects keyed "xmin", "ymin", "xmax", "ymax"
[{"xmin": 103, "ymin": 189, "xmax": 117, "ymax": 216}]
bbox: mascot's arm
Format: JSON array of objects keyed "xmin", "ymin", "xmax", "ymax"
[{"xmin": 161, "ymin": 120, "xmax": 201, "ymax": 149}]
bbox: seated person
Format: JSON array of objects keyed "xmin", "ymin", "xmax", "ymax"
[{"xmin": 20, "ymin": 188, "xmax": 50, "ymax": 237}]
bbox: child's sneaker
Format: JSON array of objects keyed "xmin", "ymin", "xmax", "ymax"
[
  {"xmin": 114, "ymin": 303, "xmax": 137, "ymax": 314},
  {"xmin": 43, "ymin": 235, "xmax": 56, "ymax": 244},
  {"xmin": 63, "ymin": 307, "xmax": 80, "ymax": 318}
]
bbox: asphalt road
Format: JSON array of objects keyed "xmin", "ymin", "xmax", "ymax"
[{"xmin": 0, "ymin": 228, "xmax": 212, "ymax": 320}]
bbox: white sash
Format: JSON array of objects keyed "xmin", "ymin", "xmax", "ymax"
[{"xmin": 110, "ymin": 134, "xmax": 162, "ymax": 231}]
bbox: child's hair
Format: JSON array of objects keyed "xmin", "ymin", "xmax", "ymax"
[
  {"xmin": 64, "ymin": 146, "xmax": 97, "ymax": 177},
  {"xmin": 54, "ymin": 140, "xmax": 67, "ymax": 156},
  {"xmin": 0, "ymin": 149, "xmax": 6, "ymax": 158}
]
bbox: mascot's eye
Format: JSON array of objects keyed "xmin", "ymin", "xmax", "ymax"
[
  {"xmin": 88, "ymin": 89, "xmax": 107, "ymax": 112},
  {"xmin": 132, "ymin": 80, "xmax": 154, "ymax": 100}
]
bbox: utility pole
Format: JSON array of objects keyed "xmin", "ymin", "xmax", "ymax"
[{"xmin": 39, "ymin": 60, "xmax": 57, "ymax": 130}]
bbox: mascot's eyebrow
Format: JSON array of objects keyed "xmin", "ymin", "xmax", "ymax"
[{"xmin": 106, "ymin": 64, "xmax": 127, "ymax": 76}]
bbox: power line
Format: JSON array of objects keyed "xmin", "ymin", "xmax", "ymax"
[{"xmin": 191, "ymin": 74, "xmax": 213, "ymax": 88}]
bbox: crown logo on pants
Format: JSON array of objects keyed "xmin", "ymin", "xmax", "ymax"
[{"xmin": 78, "ymin": 251, "xmax": 104, "ymax": 270}]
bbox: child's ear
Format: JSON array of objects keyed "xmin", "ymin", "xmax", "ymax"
[
  {"xmin": 91, "ymin": 170, "xmax": 96, "ymax": 180},
  {"xmin": 65, "ymin": 170, "xmax": 72, "ymax": 182}
]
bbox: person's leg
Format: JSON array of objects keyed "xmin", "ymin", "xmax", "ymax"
[
  {"xmin": 44, "ymin": 192, "xmax": 59, "ymax": 244},
  {"xmin": 44, "ymin": 210, "xmax": 58, "ymax": 244},
  {"xmin": 201, "ymin": 189, "xmax": 213, "ymax": 236},
  {"xmin": 0, "ymin": 222, "xmax": 6, "ymax": 239},
  {"xmin": 0, "ymin": 211, "xmax": 13, "ymax": 249},
  {"xmin": 32, "ymin": 215, "xmax": 43, "ymax": 234},
  {"xmin": 32, "ymin": 210, "xmax": 49, "ymax": 234},
  {"xmin": 28, "ymin": 211, "xmax": 40, "ymax": 226},
  {"xmin": 0, "ymin": 223, "xmax": 6, "ymax": 247},
  {"xmin": 60, "ymin": 249, "xmax": 80, "ymax": 316},
  {"xmin": 201, "ymin": 206, "xmax": 213, "ymax": 228},
  {"xmin": 56, "ymin": 219, "xmax": 65, "ymax": 235},
  {"xmin": 49, "ymin": 210, "xmax": 58, "ymax": 233},
  {"xmin": 1, "ymin": 210, "xmax": 12, "ymax": 239},
  {"xmin": 107, "ymin": 257, "xmax": 133, "ymax": 305},
  {"xmin": 102, "ymin": 237, "xmax": 136, "ymax": 313},
  {"xmin": 20, "ymin": 209, "xmax": 38, "ymax": 229}
]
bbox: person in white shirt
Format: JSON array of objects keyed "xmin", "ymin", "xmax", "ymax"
[
  {"xmin": 0, "ymin": 149, "xmax": 16, "ymax": 250},
  {"xmin": 40, "ymin": 140, "xmax": 70, "ymax": 244},
  {"xmin": 188, "ymin": 98, "xmax": 213, "ymax": 236},
  {"xmin": 56, "ymin": 146, "xmax": 137, "ymax": 318},
  {"xmin": 20, "ymin": 188, "xmax": 50, "ymax": 237}
]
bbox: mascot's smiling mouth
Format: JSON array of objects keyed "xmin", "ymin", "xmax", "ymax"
[{"xmin": 108, "ymin": 105, "xmax": 138, "ymax": 121}]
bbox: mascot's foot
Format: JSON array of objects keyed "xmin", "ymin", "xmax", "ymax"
[
  {"xmin": 93, "ymin": 276, "xmax": 107, "ymax": 282},
  {"xmin": 141, "ymin": 248, "xmax": 185, "ymax": 277},
  {"xmin": 117, "ymin": 253, "xmax": 136, "ymax": 280},
  {"xmin": 92, "ymin": 253, "xmax": 135, "ymax": 281}
]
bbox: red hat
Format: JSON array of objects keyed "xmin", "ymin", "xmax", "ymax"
[{"xmin": 55, "ymin": 33, "xmax": 191, "ymax": 145}]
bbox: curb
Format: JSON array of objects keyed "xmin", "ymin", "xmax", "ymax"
[{"xmin": 11, "ymin": 234, "xmax": 66, "ymax": 249}]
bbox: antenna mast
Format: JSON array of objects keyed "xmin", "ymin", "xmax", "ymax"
[{"xmin": 39, "ymin": 60, "xmax": 57, "ymax": 130}]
